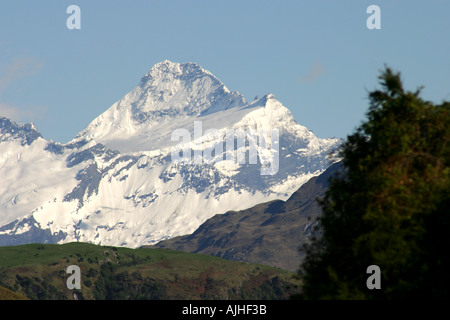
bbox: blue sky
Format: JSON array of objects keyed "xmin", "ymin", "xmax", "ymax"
[{"xmin": 1, "ymin": 0, "xmax": 449, "ymax": 143}]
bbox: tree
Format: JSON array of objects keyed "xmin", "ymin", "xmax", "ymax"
[{"xmin": 296, "ymin": 67, "xmax": 450, "ymax": 299}]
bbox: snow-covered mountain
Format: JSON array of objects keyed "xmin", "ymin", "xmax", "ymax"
[{"xmin": 0, "ymin": 60, "xmax": 341, "ymax": 247}]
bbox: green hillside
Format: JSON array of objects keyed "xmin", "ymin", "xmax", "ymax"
[
  {"xmin": 0, "ymin": 242, "xmax": 300, "ymax": 300},
  {"xmin": 0, "ymin": 285, "xmax": 28, "ymax": 300}
]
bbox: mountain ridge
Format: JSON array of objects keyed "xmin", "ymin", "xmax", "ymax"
[
  {"xmin": 155, "ymin": 161, "xmax": 343, "ymax": 272},
  {"xmin": 75, "ymin": 60, "xmax": 247, "ymax": 150},
  {"xmin": 0, "ymin": 60, "xmax": 341, "ymax": 248}
]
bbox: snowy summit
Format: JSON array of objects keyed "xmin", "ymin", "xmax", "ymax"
[{"xmin": 0, "ymin": 60, "xmax": 342, "ymax": 248}]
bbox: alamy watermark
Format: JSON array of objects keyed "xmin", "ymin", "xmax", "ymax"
[
  {"xmin": 66, "ymin": 265, "xmax": 81, "ymax": 290},
  {"xmin": 66, "ymin": 5, "xmax": 381, "ymax": 31},
  {"xmin": 170, "ymin": 121, "xmax": 279, "ymax": 175},
  {"xmin": 367, "ymin": 5, "xmax": 381, "ymax": 30},
  {"xmin": 66, "ymin": 5, "xmax": 81, "ymax": 30},
  {"xmin": 366, "ymin": 265, "xmax": 381, "ymax": 289}
]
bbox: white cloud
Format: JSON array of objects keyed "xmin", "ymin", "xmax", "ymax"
[
  {"xmin": 300, "ymin": 61, "xmax": 325, "ymax": 84},
  {"xmin": 0, "ymin": 101, "xmax": 46, "ymax": 122},
  {"xmin": 0, "ymin": 56, "xmax": 44, "ymax": 122},
  {"xmin": 0, "ymin": 102, "xmax": 21, "ymax": 119},
  {"xmin": 0, "ymin": 56, "xmax": 43, "ymax": 92}
]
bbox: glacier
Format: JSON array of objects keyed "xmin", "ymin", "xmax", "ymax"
[{"xmin": 0, "ymin": 60, "xmax": 341, "ymax": 247}]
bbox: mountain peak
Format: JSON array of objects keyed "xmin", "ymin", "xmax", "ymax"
[
  {"xmin": 130, "ymin": 60, "xmax": 247, "ymax": 118},
  {"xmin": 139, "ymin": 60, "xmax": 220, "ymax": 91},
  {"xmin": 0, "ymin": 61, "xmax": 343, "ymax": 249},
  {"xmin": 76, "ymin": 61, "xmax": 247, "ymax": 144},
  {"xmin": 0, "ymin": 116, "xmax": 42, "ymax": 146}
]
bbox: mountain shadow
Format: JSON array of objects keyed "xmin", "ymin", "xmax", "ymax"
[{"xmin": 155, "ymin": 161, "xmax": 343, "ymax": 272}]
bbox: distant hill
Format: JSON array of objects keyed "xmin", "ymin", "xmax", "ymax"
[
  {"xmin": 155, "ymin": 162, "xmax": 342, "ymax": 272},
  {"xmin": 0, "ymin": 242, "xmax": 300, "ymax": 300}
]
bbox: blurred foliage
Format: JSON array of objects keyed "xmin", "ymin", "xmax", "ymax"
[{"xmin": 296, "ymin": 67, "xmax": 450, "ymax": 299}]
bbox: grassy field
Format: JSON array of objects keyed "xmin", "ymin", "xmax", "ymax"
[{"xmin": 0, "ymin": 242, "xmax": 300, "ymax": 300}]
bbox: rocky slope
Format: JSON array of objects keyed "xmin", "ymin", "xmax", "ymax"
[
  {"xmin": 156, "ymin": 162, "xmax": 343, "ymax": 272},
  {"xmin": 0, "ymin": 60, "xmax": 341, "ymax": 248}
]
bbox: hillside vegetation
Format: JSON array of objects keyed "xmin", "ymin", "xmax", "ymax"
[
  {"xmin": 298, "ymin": 67, "xmax": 450, "ymax": 299},
  {"xmin": 0, "ymin": 285, "xmax": 28, "ymax": 300},
  {"xmin": 0, "ymin": 242, "xmax": 300, "ymax": 300}
]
